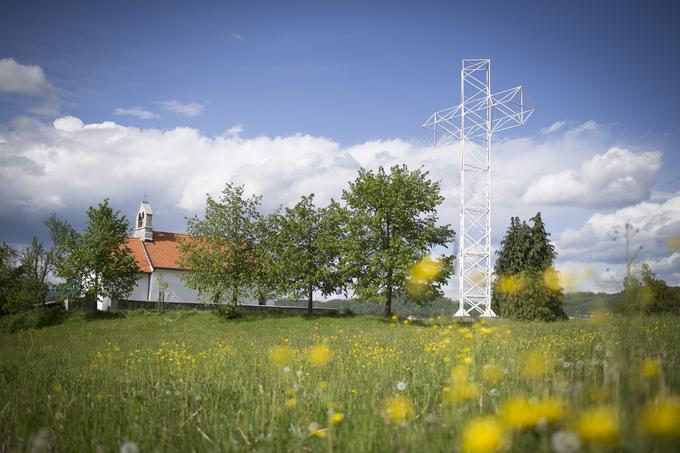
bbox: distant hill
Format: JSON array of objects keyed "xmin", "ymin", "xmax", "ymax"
[{"xmin": 563, "ymin": 291, "xmax": 623, "ymax": 317}]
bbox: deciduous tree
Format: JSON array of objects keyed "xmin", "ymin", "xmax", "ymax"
[{"xmin": 341, "ymin": 165, "xmax": 455, "ymax": 316}]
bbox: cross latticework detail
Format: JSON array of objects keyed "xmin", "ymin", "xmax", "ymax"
[{"xmin": 423, "ymin": 59, "xmax": 533, "ymax": 317}]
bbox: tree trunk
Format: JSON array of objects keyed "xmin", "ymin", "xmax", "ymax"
[
  {"xmin": 231, "ymin": 283, "xmax": 238, "ymax": 307},
  {"xmin": 385, "ymin": 269, "xmax": 393, "ymax": 317},
  {"xmin": 307, "ymin": 286, "xmax": 314, "ymax": 315}
]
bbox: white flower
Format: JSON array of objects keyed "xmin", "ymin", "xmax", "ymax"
[
  {"xmin": 296, "ymin": 370, "xmax": 303, "ymax": 378},
  {"xmin": 120, "ymin": 442, "xmax": 140, "ymax": 453},
  {"xmin": 489, "ymin": 388, "xmax": 500, "ymax": 397},
  {"xmin": 396, "ymin": 381, "xmax": 407, "ymax": 392},
  {"xmin": 283, "ymin": 366, "xmax": 291, "ymax": 373},
  {"xmin": 550, "ymin": 430, "xmax": 581, "ymax": 453},
  {"xmin": 563, "ymin": 361, "xmax": 572, "ymax": 369}
]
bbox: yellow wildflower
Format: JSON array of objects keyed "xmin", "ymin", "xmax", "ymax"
[
  {"xmin": 330, "ymin": 411, "xmax": 345, "ymax": 425},
  {"xmin": 640, "ymin": 396, "xmax": 680, "ymax": 438},
  {"xmin": 284, "ymin": 398, "xmax": 297, "ymax": 408},
  {"xmin": 319, "ymin": 380, "xmax": 329, "ymax": 390},
  {"xmin": 442, "ymin": 381, "xmax": 479, "ymax": 406},
  {"xmin": 482, "ymin": 363, "xmax": 503, "ymax": 384},
  {"xmin": 51, "ymin": 383, "xmax": 62, "ymax": 394},
  {"xmin": 641, "ymin": 358, "xmax": 661, "ymax": 379},
  {"xmin": 497, "ymin": 274, "xmax": 525, "ymax": 294},
  {"xmin": 308, "ymin": 422, "xmax": 327, "ymax": 438},
  {"xmin": 535, "ymin": 397, "xmax": 567, "ymax": 424},
  {"xmin": 500, "ymin": 396, "xmax": 539, "ymax": 429},
  {"xmin": 381, "ymin": 395, "xmax": 414, "ymax": 425},
  {"xmin": 268, "ymin": 345, "xmax": 295, "ymax": 365},
  {"xmin": 308, "ymin": 345, "xmax": 332, "ymax": 367},
  {"xmin": 461, "ymin": 416, "xmax": 505, "ymax": 453},
  {"xmin": 576, "ymin": 406, "xmax": 618, "ymax": 446}
]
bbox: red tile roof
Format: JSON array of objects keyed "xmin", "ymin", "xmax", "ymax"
[{"xmin": 125, "ymin": 231, "xmax": 191, "ymax": 273}]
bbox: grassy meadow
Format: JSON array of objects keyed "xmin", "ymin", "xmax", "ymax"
[{"xmin": 1, "ymin": 310, "xmax": 680, "ymax": 452}]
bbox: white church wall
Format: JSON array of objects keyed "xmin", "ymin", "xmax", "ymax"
[
  {"xmin": 128, "ymin": 273, "xmax": 151, "ymax": 301},
  {"xmin": 148, "ymin": 269, "xmax": 202, "ymax": 303}
]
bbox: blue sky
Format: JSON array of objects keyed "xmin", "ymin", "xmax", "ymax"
[{"xmin": 1, "ymin": 0, "xmax": 679, "ymax": 292}]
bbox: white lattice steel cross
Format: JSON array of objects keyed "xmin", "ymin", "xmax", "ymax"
[{"xmin": 423, "ymin": 59, "xmax": 533, "ymax": 317}]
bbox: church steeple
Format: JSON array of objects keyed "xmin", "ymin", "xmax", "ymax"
[{"xmin": 133, "ymin": 201, "xmax": 153, "ymax": 241}]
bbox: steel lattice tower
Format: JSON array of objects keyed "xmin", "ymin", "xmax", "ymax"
[{"xmin": 423, "ymin": 59, "xmax": 533, "ymax": 317}]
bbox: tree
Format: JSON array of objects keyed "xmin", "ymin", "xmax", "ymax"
[
  {"xmin": 617, "ymin": 262, "xmax": 680, "ymax": 314},
  {"xmin": 54, "ymin": 199, "xmax": 138, "ymax": 310},
  {"xmin": 179, "ymin": 183, "xmax": 261, "ymax": 308},
  {"xmin": 492, "ymin": 212, "xmax": 567, "ymax": 321},
  {"xmin": 0, "ymin": 243, "xmax": 22, "ymax": 315},
  {"xmin": 341, "ymin": 165, "xmax": 455, "ymax": 316},
  {"xmin": 269, "ymin": 195, "xmax": 346, "ymax": 314},
  {"xmin": 17, "ymin": 237, "xmax": 53, "ymax": 306}
]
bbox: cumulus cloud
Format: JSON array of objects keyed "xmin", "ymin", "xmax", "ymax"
[
  {"xmin": 0, "ymin": 58, "xmax": 56, "ymax": 96},
  {"xmin": 0, "ymin": 115, "xmax": 674, "ymax": 292},
  {"xmin": 555, "ymin": 194, "xmax": 680, "ymax": 284},
  {"xmin": 158, "ymin": 100, "xmax": 205, "ymax": 118},
  {"xmin": 522, "ymin": 147, "xmax": 662, "ymax": 208},
  {"xmin": 113, "ymin": 107, "xmax": 159, "ymax": 119}
]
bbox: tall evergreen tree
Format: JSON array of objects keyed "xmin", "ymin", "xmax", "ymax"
[{"xmin": 492, "ymin": 212, "xmax": 566, "ymax": 321}]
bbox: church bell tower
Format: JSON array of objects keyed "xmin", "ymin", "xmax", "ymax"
[{"xmin": 133, "ymin": 201, "xmax": 153, "ymax": 241}]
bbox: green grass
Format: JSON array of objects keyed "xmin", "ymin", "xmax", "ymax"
[{"xmin": 1, "ymin": 310, "xmax": 679, "ymax": 452}]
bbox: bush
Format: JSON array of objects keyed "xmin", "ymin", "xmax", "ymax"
[
  {"xmin": 0, "ymin": 305, "xmax": 68, "ymax": 333},
  {"xmin": 215, "ymin": 303, "xmax": 241, "ymax": 319}
]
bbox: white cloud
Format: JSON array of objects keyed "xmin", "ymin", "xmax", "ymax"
[
  {"xmin": 0, "ymin": 115, "xmax": 675, "ymax": 293},
  {"xmin": 53, "ymin": 116, "xmax": 84, "ymax": 132},
  {"xmin": 225, "ymin": 124, "xmax": 243, "ymax": 136},
  {"xmin": 541, "ymin": 120, "xmax": 566, "ymax": 134},
  {"xmin": 232, "ymin": 34, "xmax": 242, "ymax": 40},
  {"xmin": 158, "ymin": 100, "xmax": 205, "ymax": 118},
  {"xmin": 0, "ymin": 58, "xmax": 56, "ymax": 96},
  {"xmin": 522, "ymin": 147, "xmax": 662, "ymax": 208},
  {"xmin": 113, "ymin": 107, "xmax": 159, "ymax": 119},
  {"xmin": 555, "ymin": 194, "xmax": 680, "ymax": 284}
]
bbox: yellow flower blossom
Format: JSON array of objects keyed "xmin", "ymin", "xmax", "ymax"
[
  {"xmin": 284, "ymin": 398, "xmax": 297, "ymax": 408},
  {"xmin": 268, "ymin": 345, "xmax": 295, "ymax": 365},
  {"xmin": 482, "ymin": 363, "xmax": 503, "ymax": 384},
  {"xmin": 497, "ymin": 274, "xmax": 525, "ymax": 294},
  {"xmin": 461, "ymin": 416, "xmax": 505, "ymax": 453},
  {"xmin": 640, "ymin": 396, "xmax": 680, "ymax": 438},
  {"xmin": 51, "ymin": 383, "xmax": 62, "ymax": 394},
  {"xmin": 500, "ymin": 396, "xmax": 539, "ymax": 429},
  {"xmin": 330, "ymin": 412, "xmax": 345, "ymax": 425},
  {"xmin": 381, "ymin": 395, "xmax": 414, "ymax": 425},
  {"xmin": 308, "ymin": 345, "xmax": 332, "ymax": 367},
  {"xmin": 576, "ymin": 406, "xmax": 618, "ymax": 446},
  {"xmin": 641, "ymin": 358, "xmax": 661, "ymax": 379},
  {"xmin": 308, "ymin": 422, "xmax": 327, "ymax": 438},
  {"xmin": 442, "ymin": 382, "xmax": 479, "ymax": 406}
]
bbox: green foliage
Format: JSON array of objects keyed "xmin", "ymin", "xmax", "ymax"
[
  {"xmin": 53, "ymin": 199, "xmax": 138, "ymax": 308},
  {"xmin": 492, "ymin": 212, "xmax": 567, "ymax": 321},
  {"xmin": 617, "ymin": 263, "xmax": 680, "ymax": 315},
  {"xmin": 179, "ymin": 183, "xmax": 262, "ymax": 307},
  {"xmin": 341, "ymin": 165, "xmax": 455, "ymax": 316},
  {"xmin": 268, "ymin": 195, "xmax": 346, "ymax": 314},
  {"xmin": 0, "ymin": 305, "xmax": 68, "ymax": 333},
  {"xmin": 1, "ymin": 235, "xmax": 60, "ymax": 314}
]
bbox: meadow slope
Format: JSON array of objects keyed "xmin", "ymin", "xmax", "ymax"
[{"xmin": 1, "ymin": 311, "xmax": 679, "ymax": 452}]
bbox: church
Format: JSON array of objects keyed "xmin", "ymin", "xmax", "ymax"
[{"xmin": 99, "ymin": 201, "xmax": 203, "ymax": 310}]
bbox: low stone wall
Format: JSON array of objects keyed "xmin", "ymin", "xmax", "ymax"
[{"xmin": 116, "ymin": 300, "xmax": 339, "ymax": 315}]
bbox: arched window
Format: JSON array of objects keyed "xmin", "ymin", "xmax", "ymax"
[{"xmin": 137, "ymin": 212, "xmax": 144, "ymax": 228}]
